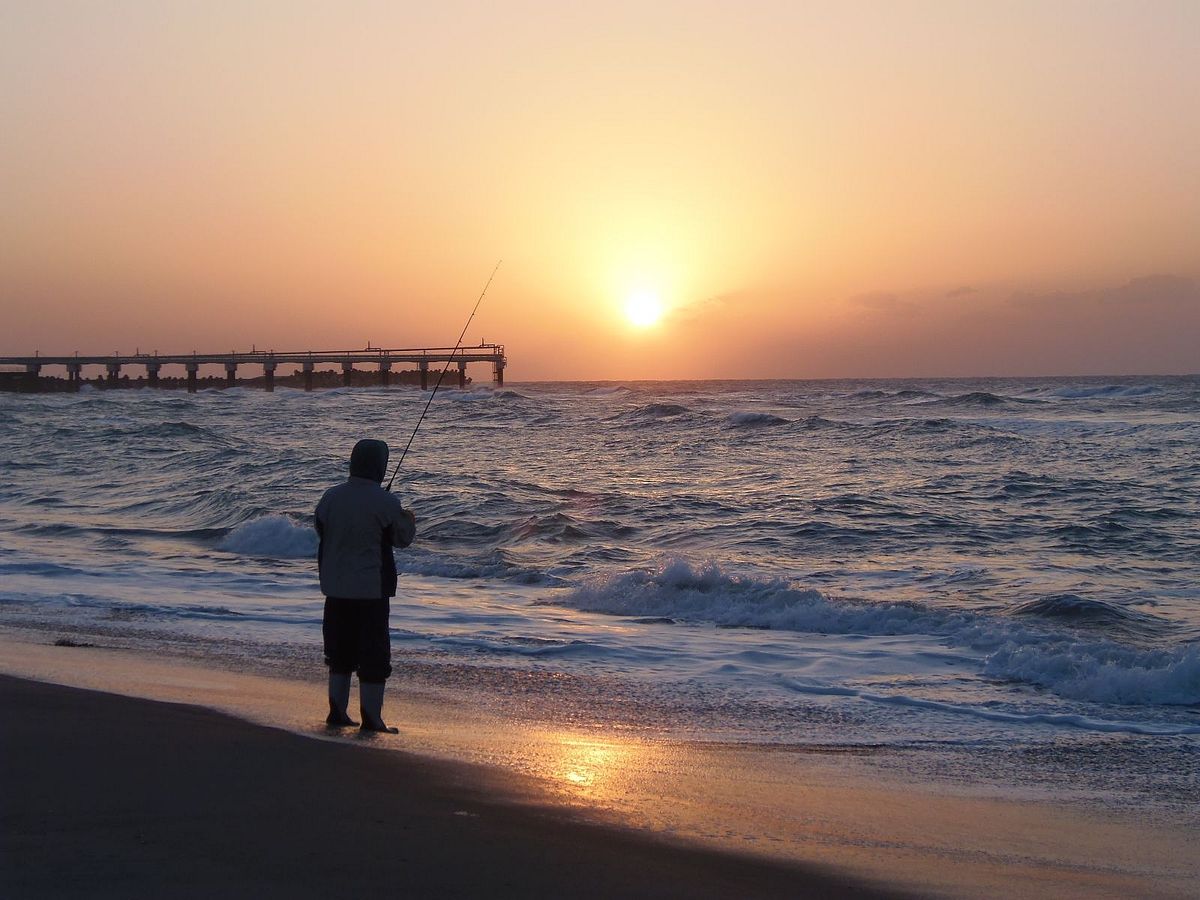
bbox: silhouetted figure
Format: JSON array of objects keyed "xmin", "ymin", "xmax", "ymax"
[{"xmin": 315, "ymin": 439, "xmax": 416, "ymax": 732}]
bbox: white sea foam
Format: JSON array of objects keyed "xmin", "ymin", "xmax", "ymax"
[
  {"xmin": 555, "ymin": 559, "xmax": 1200, "ymax": 708},
  {"xmin": 558, "ymin": 559, "xmax": 969, "ymax": 636},
  {"xmin": 218, "ymin": 516, "xmax": 317, "ymax": 558},
  {"xmin": 983, "ymin": 641, "xmax": 1200, "ymax": 706}
]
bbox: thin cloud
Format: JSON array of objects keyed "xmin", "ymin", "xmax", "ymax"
[
  {"xmin": 847, "ymin": 291, "xmax": 916, "ymax": 312},
  {"xmin": 668, "ymin": 291, "xmax": 740, "ymax": 325},
  {"xmin": 1008, "ymin": 275, "xmax": 1199, "ymax": 312}
]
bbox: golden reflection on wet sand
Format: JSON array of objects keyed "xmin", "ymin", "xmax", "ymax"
[
  {"xmin": 4, "ymin": 635, "xmax": 1198, "ymax": 900},
  {"xmin": 545, "ymin": 734, "xmax": 639, "ymax": 798}
]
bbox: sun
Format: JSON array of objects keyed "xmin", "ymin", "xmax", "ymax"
[{"xmin": 623, "ymin": 289, "xmax": 663, "ymax": 328}]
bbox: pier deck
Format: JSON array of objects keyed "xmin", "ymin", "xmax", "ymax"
[{"xmin": 0, "ymin": 345, "xmax": 507, "ymax": 392}]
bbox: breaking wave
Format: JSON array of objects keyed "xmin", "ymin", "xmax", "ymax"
[
  {"xmin": 556, "ymin": 559, "xmax": 983, "ymax": 637},
  {"xmin": 552, "ymin": 559, "xmax": 1200, "ymax": 708},
  {"xmin": 983, "ymin": 640, "xmax": 1200, "ymax": 708},
  {"xmin": 217, "ymin": 516, "xmax": 317, "ymax": 558}
]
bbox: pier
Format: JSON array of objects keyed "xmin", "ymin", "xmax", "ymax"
[{"xmin": 0, "ymin": 345, "xmax": 507, "ymax": 393}]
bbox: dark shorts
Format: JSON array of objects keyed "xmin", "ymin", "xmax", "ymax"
[{"xmin": 322, "ymin": 596, "xmax": 392, "ymax": 683}]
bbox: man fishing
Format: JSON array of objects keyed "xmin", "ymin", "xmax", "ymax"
[{"xmin": 315, "ymin": 439, "xmax": 416, "ymax": 733}]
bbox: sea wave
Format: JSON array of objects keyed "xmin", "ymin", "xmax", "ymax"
[
  {"xmin": 1051, "ymin": 384, "xmax": 1162, "ymax": 399},
  {"xmin": 428, "ymin": 634, "xmax": 600, "ymax": 657},
  {"xmin": 554, "ymin": 559, "xmax": 968, "ymax": 635},
  {"xmin": 217, "ymin": 515, "xmax": 317, "ymax": 558},
  {"xmin": 1010, "ymin": 593, "xmax": 1170, "ymax": 637},
  {"xmin": 779, "ymin": 678, "xmax": 1200, "ymax": 736},
  {"xmin": 725, "ymin": 411, "xmax": 789, "ymax": 428},
  {"xmin": 983, "ymin": 641, "xmax": 1200, "ymax": 707},
  {"xmin": 397, "ymin": 553, "xmax": 566, "ymax": 585},
  {"xmin": 618, "ymin": 402, "xmax": 697, "ymax": 421},
  {"xmin": 216, "ymin": 517, "xmax": 565, "ymax": 584},
  {"xmin": 919, "ymin": 391, "xmax": 1043, "ymax": 409},
  {"xmin": 551, "ymin": 559, "xmax": 1200, "ymax": 707},
  {"xmin": 851, "ymin": 388, "xmax": 940, "ymax": 402},
  {"xmin": 438, "ymin": 388, "xmax": 531, "ymax": 402},
  {"xmin": 793, "ymin": 415, "xmax": 850, "ymax": 430}
]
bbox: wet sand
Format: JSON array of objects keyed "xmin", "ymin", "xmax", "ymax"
[
  {"xmin": 2, "ymin": 634, "xmax": 1196, "ymax": 898},
  {"xmin": 0, "ymin": 675, "xmax": 894, "ymax": 899}
]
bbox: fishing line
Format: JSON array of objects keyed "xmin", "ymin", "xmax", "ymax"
[{"xmin": 385, "ymin": 259, "xmax": 502, "ymax": 492}]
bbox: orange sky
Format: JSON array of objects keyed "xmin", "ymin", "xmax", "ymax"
[{"xmin": 2, "ymin": 2, "xmax": 1197, "ymax": 379}]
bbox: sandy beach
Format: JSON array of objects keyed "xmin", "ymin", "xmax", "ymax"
[
  {"xmin": 1, "ymin": 673, "xmax": 895, "ymax": 899},
  {"xmin": 2, "ymin": 633, "xmax": 1196, "ymax": 899}
]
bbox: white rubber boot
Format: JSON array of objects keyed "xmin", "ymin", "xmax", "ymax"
[
  {"xmin": 359, "ymin": 681, "xmax": 398, "ymax": 733},
  {"xmin": 326, "ymin": 673, "xmax": 357, "ymax": 727}
]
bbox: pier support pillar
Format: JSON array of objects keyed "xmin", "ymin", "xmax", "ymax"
[
  {"xmin": 302, "ymin": 361, "xmax": 314, "ymax": 392},
  {"xmin": 263, "ymin": 362, "xmax": 276, "ymax": 392},
  {"xmin": 419, "ymin": 361, "xmax": 429, "ymax": 391},
  {"xmin": 24, "ymin": 363, "xmax": 41, "ymax": 392},
  {"xmin": 494, "ymin": 357, "xmax": 505, "ymax": 386},
  {"xmin": 146, "ymin": 364, "xmax": 160, "ymax": 389},
  {"xmin": 186, "ymin": 362, "xmax": 198, "ymax": 393},
  {"xmin": 342, "ymin": 362, "xmax": 353, "ymax": 387},
  {"xmin": 379, "ymin": 361, "xmax": 390, "ymax": 387},
  {"xmin": 106, "ymin": 363, "xmax": 120, "ymax": 389},
  {"xmin": 224, "ymin": 362, "xmax": 237, "ymax": 388},
  {"xmin": 457, "ymin": 360, "xmax": 467, "ymax": 389},
  {"xmin": 67, "ymin": 364, "xmax": 81, "ymax": 392}
]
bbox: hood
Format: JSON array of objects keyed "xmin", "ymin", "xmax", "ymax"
[{"xmin": 348, "ymin": 439, "xmax": 389, "ymax": 483}]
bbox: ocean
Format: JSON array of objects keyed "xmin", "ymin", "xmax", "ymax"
[{"xmin": 2, "ymin": 376, "xmax": 1198, "ymax": 806}]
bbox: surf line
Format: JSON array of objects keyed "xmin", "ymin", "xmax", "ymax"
[
  {"xmin": 385, "ymin": 259, "xmax": 502, "ymax": 493},
  {"xmin": 778, "ymin": 677, "xmax": 1200, "ymax": 737}
]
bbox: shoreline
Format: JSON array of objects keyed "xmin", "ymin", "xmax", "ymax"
[
  {"xmin": 1, "ymin": 674, "xmax": 891, "ymax": 899},
  {"xmin": 2, "ymin": 630, "xmax": 1196, "ymax": 898}
]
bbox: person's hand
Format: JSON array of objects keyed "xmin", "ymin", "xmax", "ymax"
[{"xmin": 403, "ymin": 509, "xmax": 416, "ymax": 527}]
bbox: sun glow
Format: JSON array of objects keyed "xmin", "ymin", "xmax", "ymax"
[{"xmin": 623, "ymin": 289, "xmax": 664, "ymax": 328}]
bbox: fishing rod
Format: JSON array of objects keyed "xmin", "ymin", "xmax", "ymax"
[{"xmin": 385, "ymin": 259, "xmax": 502, "ymax": 492}]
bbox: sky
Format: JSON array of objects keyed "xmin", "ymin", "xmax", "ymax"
[{"xmin": 2, "ymin": 1, "xmax": 1197, "ymax": 379}]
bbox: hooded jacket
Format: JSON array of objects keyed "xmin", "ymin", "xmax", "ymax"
[{"xmin": 314, "ymin": 440, "xmax": 416, "ymax": 599}]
